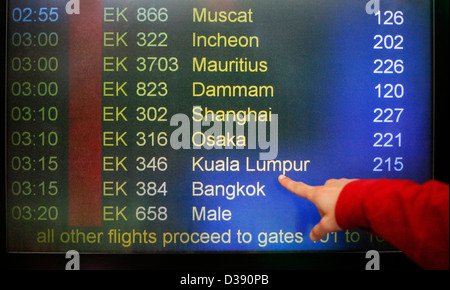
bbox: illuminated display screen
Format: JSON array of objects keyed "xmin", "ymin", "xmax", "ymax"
[{"xmin": 6, "ymin": 0, "xmax": 432, "ymax": 252}]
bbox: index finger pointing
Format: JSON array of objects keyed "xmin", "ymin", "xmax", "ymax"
[{"xmin": 278, "ymin": 175, "xmax": 313, "ymax": 200}]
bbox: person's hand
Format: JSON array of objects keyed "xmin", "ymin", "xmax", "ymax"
[{"xmin": 278, "ymin": 175, "xmax": 357, "ymax": 241}]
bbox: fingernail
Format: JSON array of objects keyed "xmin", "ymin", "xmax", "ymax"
[{"xmin": 278, "ymin": 175, "xmax": 286, "ymax": 182}]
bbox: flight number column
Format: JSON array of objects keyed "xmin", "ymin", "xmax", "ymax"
[{"xmin": 102, "ymin": 5, "xmax": 174, "ymax": 231}]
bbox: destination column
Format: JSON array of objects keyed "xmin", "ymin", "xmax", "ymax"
[{"xmin": 189, "ymin": 7, "xmax": 276, "ymax": 248}]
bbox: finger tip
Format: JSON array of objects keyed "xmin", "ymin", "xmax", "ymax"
[
  {"xmin": 278, "ymin": 174, "xmax": 285, "ymax": 181},
  {"xmin": 309, "ymin": 232, "xmax": 319, "ymax": 242}
]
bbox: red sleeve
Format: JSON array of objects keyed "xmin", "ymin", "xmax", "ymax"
[{"xmin": 335, "ymin": 179, "xmax": 449, "ymax": 270}]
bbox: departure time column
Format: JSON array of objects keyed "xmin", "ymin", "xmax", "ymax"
[{"xmin": 7, "ymin": 2, "xmax": 69, "ymax": 250}]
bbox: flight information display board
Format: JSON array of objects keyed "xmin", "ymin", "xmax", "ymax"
[{"xmin": 6, "ymin": 0, "xmax": 432, "ymax": 252}]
